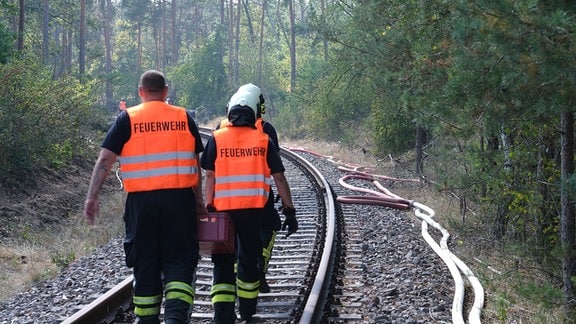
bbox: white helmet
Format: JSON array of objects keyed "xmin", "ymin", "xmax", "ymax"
[
  {"xmin": 227, "ymin": 83, "xmax": 262, "ymax": 118},
  {"xmin": 238, "ymin": 83, "xmax": 261, "ymax": 99}
]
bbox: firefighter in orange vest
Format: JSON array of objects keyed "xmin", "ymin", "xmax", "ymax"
[
  {"xmin": 84, "ymin": 70, "xmax": 207, "ymax": 324},
  {"xmin": 215, "ymin": 83, "xmax": 282, "ymax": 294},
  {"xmin": 119, "ymin": 98, "xmax": 126, "ymax": 111},
  {"xmin": 201, "ymin": 86, "xmax": 297, "ymax": 323}
]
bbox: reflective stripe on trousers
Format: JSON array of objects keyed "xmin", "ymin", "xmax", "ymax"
[
  {"xmin": 236, "ymin": 278, "xmax": 259, "ymax": 299},
  {"xmin": 165, "ymin": 281, "xmax": 195, "ymax": 304},
  {"xmin": 210, "ymin": 283, "xmax": 237, "ymax": 303},
  {"xmin": 261, "ymin": 231, "xmax": 277, "ymax": 273},
  {"xmin": 133, "ymin": 294, "xmax": 162, "ymax": 317}
]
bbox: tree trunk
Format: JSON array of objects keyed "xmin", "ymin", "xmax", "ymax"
[
  {"xmin": 103, "ymin": 0, "xmax": 113, "ymax": 109},
  {"xmin": 288, "ymin": 0, "xmax": 296, "ymax": 91},
  {"xmin": 79, "ymin": 0, "xmax": 86, "ymax": 74},
  {"xmin": 65, "ymin": 28, "xmax": 73, "ymax": 72},
  {"xmin": 42, "ymin": 0, "xmax": 49, "ymax": 63},
  {"xmin": 227, "ymin": 0, "xmax": 234, "ymax": 87},
  {"xmin": 170, "ymin": 0, "xmax": 178, "ymax": 64},
  {"xmin": 415, "ymin": 126, "xmax": 425, "ymax": 173},
  {"xmin": 242, "ymin": 0, "xmax": 255, "ymax": 42},
  {"xmin": 320, "ymin": 0, "xmax": 328, "ymax": 62},
  {"xmin": 17, "ymin": 0, "xmax": 24, "ymax": 51},
  {"xmin": 53, "ymin": 27, "xmax": 62, "ymax": 77},
  {"xmin": 233, "ymin": 0, "xmax": 240, "ymax": 85},
  {"xmin": 160, "ymin": 0, "xmax": 167, "ymax": 70},
  {"xmin": 297, "ymin": 0, "xmax": 306, "ymax": 21},
  {"xmin": 220, "ymin": 0, "xmax": 225, "ymax": 26},
  {"xmin": 258, "ymin": 0, "xmax": 267, "ymax": 85},
  {"xmin": 560, "ymin": 111, "xmax": 575, "ymax": 315},
  {"xmin": 136, "ymin": 19, "xmax": 143, "ymax": 98}
]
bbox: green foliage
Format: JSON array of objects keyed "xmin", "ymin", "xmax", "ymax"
[
  {"xmin": 0, "ymin": 55, "xmax": 95, "ymax": 186},
  {"xmin": 0, "ymin": 23, "xmax": 14, "ymax": 64},
  {"xmin": 50, "ymin": 250, "xmax": 76, "ymax": 270},
  {"xmin": 273, "ymin": 94, "xmax": 307, "ymax": 140},
  {"xmin": 439, "ymin": 2, "xmax": 575, "ymax": 253},
  {"xmin": 168, "ymin": 30, "xmax": 228, "ymax": 122},
  {"xmin": 493, "ymin": 293, "xmax": 511, "ymax": 322},
  {"xmin": 303, "ymin": 61, "xmax": 372, "ymax": 142},
  {"xmin": 48, "ymin": 140, "xmax": 75, "ymax": 169},
  {"xmin": 0, "ymin": 0, "xmax": 15, "ymax": 63},
  {"xmin": 113, "ymin": 18, "xmax": 143, "ymax": 105},
  {"xmin": 303, "ymin": 0, "xmax": 454, "ymax": 156},
  {"xmin": 370, "ymin": 101, "xmax": 415, "ymax": 156},
  {"xmin": 515, "ymin": 281, "xmax": 563, "ymax": 310}
]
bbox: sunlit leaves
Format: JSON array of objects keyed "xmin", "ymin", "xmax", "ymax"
[{"xmin": 0, "ymin": 55, "xmax": 96, "ymax": 185}]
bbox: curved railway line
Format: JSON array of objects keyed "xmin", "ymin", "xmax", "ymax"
[
  {"xmin": 63, "ymin": 129, "xmax": 343, "ymax": 323},
  {"xmin": 0, "ymin": 128, "xmax": 483, "ymax": 323}
]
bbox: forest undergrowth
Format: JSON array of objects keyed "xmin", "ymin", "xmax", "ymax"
[{"xmin": 283, "ymin": 138, "xmax": 567, "ymax": 324}]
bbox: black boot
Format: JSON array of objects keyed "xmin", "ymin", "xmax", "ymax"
[
  {"xmin": 259, "ymin": 273, "xmax": 270, "ymax": 293},
  {"xmin": 164, "ymin": 299, "xmax": 191, "ymax": 323}
]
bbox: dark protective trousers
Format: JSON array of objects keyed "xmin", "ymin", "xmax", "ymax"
[
  {"xmin": 260, "ymin": 190, "xmax": 282, "ymax": 274},
  {"xmin": 211, "ymin": 209, "xmax": 263, "ymax": 323},
  {"xmin": 124, "ymin": 188, "xmax": 200, "ymax": 324}
]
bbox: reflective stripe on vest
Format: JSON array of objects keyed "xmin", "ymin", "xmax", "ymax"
[
  {"xmin": 120, "ymin": 102, "xmax": 198, "ymax": 192},
  {"xmin": 214, "ymin": 174, "xmax": 272, "ymax": 199},
  {"xmin": 120, "ymin": 152, "xmax": 197, "ymax": 179},
  {"xmin": 213, "ymin": 127, "xmax": 270, "ymax": 210},
  {"xmin": 216, "ymin": 174, "xmax": 272, "ymax": 184}
]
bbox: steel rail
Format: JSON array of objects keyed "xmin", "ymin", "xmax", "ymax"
[
  {"xmin": 60, "ymin": 275, "xmax": 133, "ymax": 324},
  {"xmin": 62, "ymin": 131, "xmax": 337, "ymax": 323},
  {"xmin": 280, "ymin": 146, "xmax": 337, "ymax": 324}
]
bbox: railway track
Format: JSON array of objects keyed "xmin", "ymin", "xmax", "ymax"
[
  {"xmin": 190, "ymin": 147, "xmax": 337, "ymax": 322},
  {"xmin": 63, "ymin": 130, "xmax": 353, "ymax": 323},
  {"xmin": 2, "ymin": 128, "xmax": 479, "ymax": 323}
]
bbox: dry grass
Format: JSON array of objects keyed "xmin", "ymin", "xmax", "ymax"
[
  {"xmin": 0, "ymin": 188, "xmax": 125, "ymax": 302},
  {"xmin": 0, "ymin": 244, "xmax": 58, "ymax": 298}
]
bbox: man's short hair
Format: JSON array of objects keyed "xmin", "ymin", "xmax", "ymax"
[{"xmin": 140, "ymin": 70, "xmax": 166, "ymax": 92}]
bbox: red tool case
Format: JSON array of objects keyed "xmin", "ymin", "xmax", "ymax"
[{"xmin": 197, "ymin": 212, "xmax": 235, "ymax": 254}]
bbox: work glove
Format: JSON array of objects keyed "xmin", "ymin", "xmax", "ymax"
[
  {"xmin": 206, "ymin": 204, "xmax": 217, "ymax": 212},
  {"xmin": 280, "ymin": 206, "xmax": 298, "ymax": 237}
]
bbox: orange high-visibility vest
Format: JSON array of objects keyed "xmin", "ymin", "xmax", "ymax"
[
  {"xmin": 119, "ymin": 102, "xmax": 198, "ymax": 192},
  {"xmin": 212, "ymin": 126, "xmax": 271, "ymax": 210}
]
